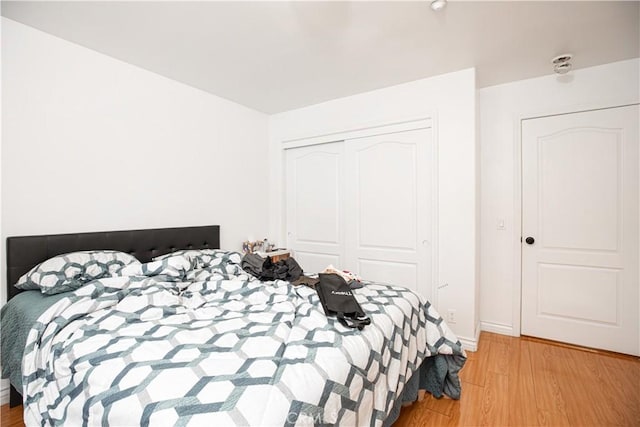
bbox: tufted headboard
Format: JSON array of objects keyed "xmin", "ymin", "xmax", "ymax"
[{"xmin": 5, "ymin": 225, "xmax": 220, "ymax": 300}]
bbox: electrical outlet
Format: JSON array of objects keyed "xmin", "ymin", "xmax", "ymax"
[{"xmin": 447, "ymin": 309, "xmax": 457, "ymax": 324}]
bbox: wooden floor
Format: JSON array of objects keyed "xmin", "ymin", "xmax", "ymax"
[
  {"xmin": 395, "ymin": 332, "xmax": 640, "ymax": 426},
  {"xmin": 0, "ymin": 400, "xmax": 24, "ymax": 427},
  {"xmin": 2, "ymin": 332, "xmax": 638, "ymax": 426}
]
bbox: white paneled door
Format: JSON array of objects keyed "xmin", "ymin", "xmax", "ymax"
[
  {"xmin": 521, "ymin": 105, "xmax": 639, "ymax": 355},
  {"xmin": 286, "ymin": 142, "xmax": 344, "ymax": 274},
  {"xmin": 344, "ymin": 129, "xmax": 433, "ymax": 298}
]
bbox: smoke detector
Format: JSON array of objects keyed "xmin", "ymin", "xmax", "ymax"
[
  {"xmin": 431, "ymin": 0, "xmax": 447, "ymax": 11},
  {"xmin": 552, "ymin": 53, "xmax": 573, "ymax": 75}
]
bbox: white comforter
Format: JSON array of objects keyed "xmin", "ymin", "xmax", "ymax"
[{"xmin": 22, "ymin": 253, "xmax": 465, "ymax": 426}]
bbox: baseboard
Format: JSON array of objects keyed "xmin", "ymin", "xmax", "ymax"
[
  {"xmin": 458, "ymin": 322, "xmax": 481, "ymax": 352},
  {"xmin": 0, "ymin": 380, "xmax": 9, "ymax": 405},
  {"xmin": 480, "ymin": 321, "xmax": 514, "ymax": 336}
]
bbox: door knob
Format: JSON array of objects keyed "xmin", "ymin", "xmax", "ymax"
[{"xmin": 525, "ymin": 236, "xmax": 535, "ymax": 245}]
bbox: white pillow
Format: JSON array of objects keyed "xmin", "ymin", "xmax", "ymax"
[{"xmin": 153, "ymin": 249, "xmax": 241, "ymax": 269}]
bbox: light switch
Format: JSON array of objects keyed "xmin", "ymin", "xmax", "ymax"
[{"xmin": 497, "ymin": 218, "xmax": 505, "ymax": 230}]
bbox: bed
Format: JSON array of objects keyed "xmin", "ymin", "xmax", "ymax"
[{"xmin": 1, "ymin": 225, "xmax": 466, "ymax": 426}]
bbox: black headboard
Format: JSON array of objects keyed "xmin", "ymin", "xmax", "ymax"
[{"xmin": 6, "ymin": 225, "xmax": 220, "ymax": 300}]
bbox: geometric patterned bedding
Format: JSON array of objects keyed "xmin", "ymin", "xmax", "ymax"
[{"xmin": 22, "ymin": 252, "xmax": 466, "ymax": 426}]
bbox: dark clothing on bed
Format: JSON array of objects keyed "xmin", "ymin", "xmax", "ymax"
[{"xmin": 241, "ymin": 253, "xmax": 303, "ymax": 282}]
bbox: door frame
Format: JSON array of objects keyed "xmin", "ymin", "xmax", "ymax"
[
  {"xmin": 513, "ymin": 101, "xmax": 640, "ymax": 337},
  {"xmin": 279, "ymin": 115, "xmax": 441, "ymax": 306}
]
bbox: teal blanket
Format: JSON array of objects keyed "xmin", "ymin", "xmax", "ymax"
[{"xmin": 1, "ymin": 290, "xmax": 68, "ymax": 392}]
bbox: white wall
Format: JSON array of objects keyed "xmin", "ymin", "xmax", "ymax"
[
  {"xmin": 269, "ymin": 69, "xmax": 479, "ymax": 348},
  {"xmin": 1, "ymin": 17, "xmax": 270, "ymax": 403},
  {"xmin": 479, "ymin": 58, "xmax": 640, "ymax": 335},
  {"xmin": 1, "ymin": 17, "xmax": 270, "ymax": 297}
]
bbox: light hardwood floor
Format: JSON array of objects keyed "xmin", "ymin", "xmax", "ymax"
[
  {"xmin": 395, "ymin": 332, "xmax": 640, "ymax": 426},
  {"xmin": 2, "ymin": 332, "xmax": 639, "ymax": 426}
]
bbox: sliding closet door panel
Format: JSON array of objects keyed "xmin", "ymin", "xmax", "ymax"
[
  {"xmin": 286, "ymin": 142, "xmax": 343, "ymax": 273},
  {"xmin": 357, "ymin": 143, "xmax": 417, "ymax": 250},
  {"xmin": 293, "ymin": 153, "xmax": 340, "ymax": 244},
  {"xmin": 357, "ymin": 259, "xmax": 417, "ymax": 290},
  {"xmin": 345, "ymin": 128, "xmax": 433, "ymax": 298},
  {"xmin": 293, "ymin": 252, "xmax": 341, "ymax": 276}
]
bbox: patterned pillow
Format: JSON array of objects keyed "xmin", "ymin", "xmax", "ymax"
[
  {"xmin": 153, "ymin": 249, "xmax": 241, "ymax": 269},
  {"xmin": 15, "ymin": 251, "xmax": 140, "ymax": 295},
  {"xmin": 119, "ymin": 255, "xmax": 194, "ymax": 279}
]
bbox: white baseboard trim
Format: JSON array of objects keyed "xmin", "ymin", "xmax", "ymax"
[
  {"xmin": 458, "ymin": 337, "xmax": 477, "ymax": 352},
  {"xmin": 480, "ymin": 321, "xmax": 514, "ymax": 336},
  {"xmin": 458, "ymin": 322, "xmax": 481, "ymax": 352},
  {"xmin": 0, "ymin": 383, "xmax": 9, "ymax": 406}
]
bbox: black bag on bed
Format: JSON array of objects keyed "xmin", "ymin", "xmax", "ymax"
[
  {"xmin": 316, "ymin": 273, "xmax": 371, "ymax": 330},
  {"xmin": 241, "ymin": 253, "xmax": 303, "ymax": 282}
]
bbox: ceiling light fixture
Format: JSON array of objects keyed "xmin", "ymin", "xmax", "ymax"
[
  {"xmin": 552, "ymin": 53, "xmax": 573, "ymax": 75},
  {"xmin": 430, "ymin": 0, "xmax": 447, "ymax": 12}
]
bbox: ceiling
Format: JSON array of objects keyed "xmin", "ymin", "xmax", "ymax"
[{"xmin": 2, "ymin": 1, "xmax": 639, "ymax": 114}]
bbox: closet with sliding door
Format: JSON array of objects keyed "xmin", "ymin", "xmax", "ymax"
[{"xmin": 285, "ymin": 124, "xmax": 436, "ymax": 300}]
